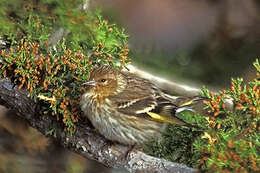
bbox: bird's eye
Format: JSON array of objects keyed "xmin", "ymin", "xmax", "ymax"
[{"xmin": 100, "ymin": 79, "xmax": 107, "ymax": 83}]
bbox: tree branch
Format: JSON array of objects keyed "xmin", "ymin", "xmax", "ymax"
[
  {"xmin": 0, "ymin": 78, "xmax": 197, "ymax": 173},
  {"xmin": 127, "ymin": 65, "xmax": 201, "ymax": 96}
]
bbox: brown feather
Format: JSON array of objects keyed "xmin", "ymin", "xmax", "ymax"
[{"xmin": 81, "ymin": 65, "xmax": 200, "ymax": 145}]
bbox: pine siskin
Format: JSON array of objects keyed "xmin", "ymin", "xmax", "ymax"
[{"xmin": 81, "ymin": 65, "xmax": 202, "ymax": 145}]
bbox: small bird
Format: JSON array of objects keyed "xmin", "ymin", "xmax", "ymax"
[{"xmin": 81, "ymin": 65, "xmax": 202, "ymax": 145}]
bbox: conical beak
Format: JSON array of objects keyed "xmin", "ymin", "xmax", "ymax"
[{"xmin": 82, "ymin": 80, "xmax": 96, "ymax": 86}]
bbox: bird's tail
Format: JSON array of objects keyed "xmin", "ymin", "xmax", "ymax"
[
  {"xmin": 175, "ymin": 96, "xmax": 206, "ymax": 114},
  {"xmin": 147, "ymin": 96, "xmax": 206, "ymax": 128},
  {"xmin": 175, "ymin": 96, "xmax": 207, "ymax": 128}
]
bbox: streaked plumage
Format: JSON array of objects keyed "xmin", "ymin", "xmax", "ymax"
[{"xmin": 81, "ymin": 65, "xmax": 200, "ymax": 145}]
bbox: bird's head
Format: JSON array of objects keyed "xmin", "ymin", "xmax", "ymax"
[{"xmin": 83, "ymin": 65, "xmax": 127, "ymax": 98}]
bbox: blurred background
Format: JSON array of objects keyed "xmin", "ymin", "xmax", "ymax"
[
  {"xmin": 92, "ymin": 0, "xmax": 260, "ymax": 89},
  {"xmin": 0, "ymin": 0, "xmax": 260, "ymax": 172}
]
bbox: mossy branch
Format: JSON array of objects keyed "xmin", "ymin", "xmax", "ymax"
[
  {"xmin": 0, "ymin": 4, "xmax": 197, "ymax": 171},
  {"xmin": 0, "ymin": 78, "xmax": 196, "ymax": 173}
]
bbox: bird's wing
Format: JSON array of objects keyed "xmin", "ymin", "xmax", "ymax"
[
  {"xmin": 147, "ymin": 94, "xmax": 193, "ymax": 126},
  {"xmin": 108, "ymin": 77, "xmax": 192, "ymax": 126},
  {"xmin": 108, "ymin": 84, "xmax": 158, "ymax": 117}
]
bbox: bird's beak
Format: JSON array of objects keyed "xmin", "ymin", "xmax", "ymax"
[{"xmin": 82, "ymin": 80, "xmax": 96, "ymax": 86}]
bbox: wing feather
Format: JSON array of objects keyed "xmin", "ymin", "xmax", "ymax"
[
  {"xmin": 111, "ymin": 95, "xmax": 157, "ymax": 116},
  {"xmin": 108, "ymin": 73, "xmax": 194, "ymax": 126}
]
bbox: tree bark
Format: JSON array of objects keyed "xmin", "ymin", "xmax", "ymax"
[{"xmin": 0, "ymin": 78, "xmax": 197, "ymax": 173}]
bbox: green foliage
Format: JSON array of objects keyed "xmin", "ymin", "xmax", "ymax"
[
  {"xmin": 195, "ymin": 59, "xmax": 260, "ymax": 172},
  {"xmin": 144, "ymin": 59, "xmax": 260, "ymax": 171},
  {"xmin": 0, "ymin": 0, "xmax": 130, "ymax": 134},
  {"xmin": 143, "ymin": 112, "xmax": 206, "ymax": 167}
]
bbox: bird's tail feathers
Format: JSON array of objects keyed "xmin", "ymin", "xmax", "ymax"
[
  {"xmin": 175, "ymin": 96, "xmax": 205, "ymax": 113},
  {"xmin": 177, "ymin": 96, "xmax": 205, "ymax": 107},
  {"xmin": 176, "ymin": 106, "xmax": 194, "ymax": 114},
  {"xmin": 175, "ymin": 96, "xmax": 207, "ymax": 128}
]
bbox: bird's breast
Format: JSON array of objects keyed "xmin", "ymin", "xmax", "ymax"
[{"xmin": 80, "ymin": 94, "xmax": 165, "ymax": 145}]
